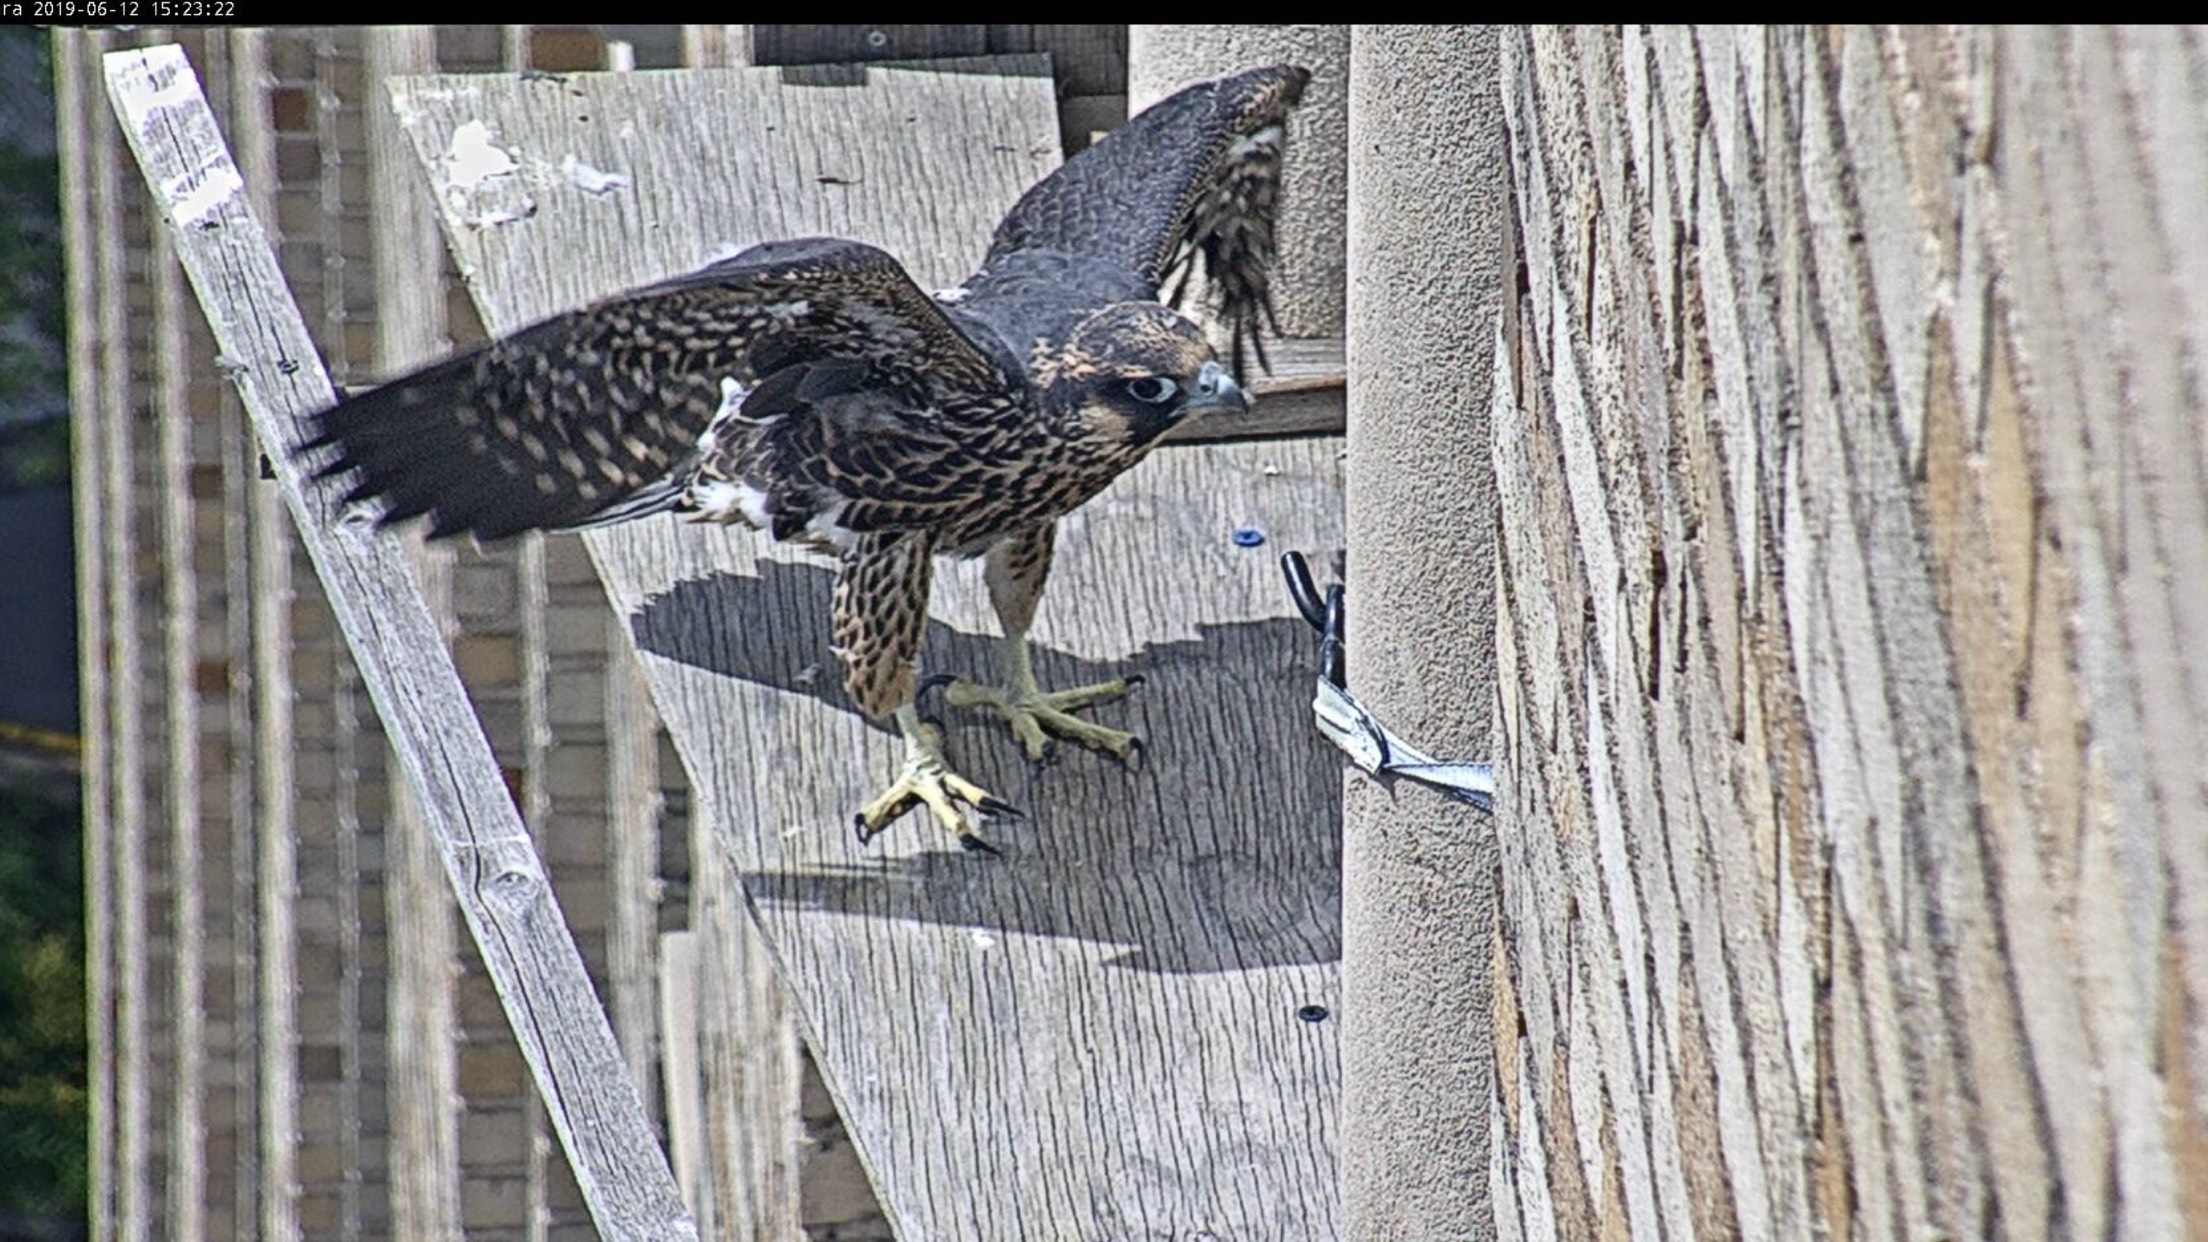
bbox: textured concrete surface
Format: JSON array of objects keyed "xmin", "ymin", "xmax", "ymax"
[
  {"xmin": 1341, "ymin": 25, "xmax": 1502, "ymax": 1242},
  {"xmin": 1129, "ymin": 25, "xmax": 1348, "ymax": 339}
]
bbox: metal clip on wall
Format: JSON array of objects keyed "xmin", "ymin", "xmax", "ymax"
[{"xmin": 1279, "ymin": 552, "xmax": 1494, "ymax": 812}]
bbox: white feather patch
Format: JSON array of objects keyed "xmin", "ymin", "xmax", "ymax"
[{"xmin": 1228, "ymin": 124, "xmax": 1285, "ymax": 160}]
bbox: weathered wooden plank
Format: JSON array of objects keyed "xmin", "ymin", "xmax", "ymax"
[
  {"xmin": 1161, "ymin": 336, "xmax": 1342, "ymax": 444},
  {"xmin": 52, "ymin": 29, "xmax": 119, "ymax": 1242},
  {"xmin": 152, "ymin": 144, "xmax": 209, "ymax": 1242},
  {"xmin": 72, "ymin": 25, "xmax": 164, "ymax": 1239},
  {"xmin": 362, "ymin": 26, "xmax": 468, "ymax": 1240},
  {"xmin": 679, "ymin": 25, "xmax": 743, "ymax": 70},
  {"xmin": 305, "ymin": 29, "xmax": 397, "ymax": 1237},
  {"xmin": 101, "ymin": 45, "xmax": 695, "ymax": 1242},
  {"xmin": 655, "ymin": 931, "xmax": 707, "ymax": 1220},
  {"xmin": 1491, "ymin": 24, "xmax": 2208, "ymax": 1238},
  {"xmin": 219, "ymin": 30, "xmax": 305, "ymax": 1240},
  {"xmin": 694, "ymin": 857, "xmax": 808, "ymax": 1238},
  {"xmin": 391, "ymin": 61, "xmax": 1346, "ymax": 1238},
  {"xmin": 164, "ymin": 39, "xmax": 247, "ymax": 1235}
]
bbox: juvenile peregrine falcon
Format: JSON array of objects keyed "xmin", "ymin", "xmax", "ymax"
[{"xmin": 308, "ymin": 63, "xmax": 1309, "ymax": 850}]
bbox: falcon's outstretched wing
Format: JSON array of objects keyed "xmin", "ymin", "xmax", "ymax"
[
  {"xmin": 306, "ymin": 238, "xmax": 1012, "ymax": 542},
  {"xmin": 981, "ymin": 63, "xmax": 1309, "ymax": 379}
]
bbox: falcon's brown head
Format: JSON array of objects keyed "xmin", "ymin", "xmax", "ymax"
[{"xmin": 1032, "ymin": 302, "xmax": 1250, "ymax": 448}]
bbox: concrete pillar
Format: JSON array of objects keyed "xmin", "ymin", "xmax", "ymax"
[{"xmin": 1341, "ymin": 25, "xmax": 1503, "ymax": 1240}]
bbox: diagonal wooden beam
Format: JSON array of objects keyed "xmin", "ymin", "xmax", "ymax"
[{"xmin": 101, "ymin": 44, "xmax": 696, "ymax": 1242}]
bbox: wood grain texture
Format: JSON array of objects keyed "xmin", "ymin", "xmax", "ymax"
[
  {"xmin": 364, "ymin": 26, "xmax": 470, "ymax": 1241},
  {"xmin": 75, "ymin": 26, "xmax": 165, "ymax": 1239},
  {"xmin": 1492, "ymin": 25, "xmax": 2208, "ymax": 1239},
  {"xmin": 100, "ymin": 45, "xmax": 695, "ymax": 1242},
  {"xmin": 220, "ymin": 31, "xmax": 305, "ymax": 1240},
  {"xmin": 1162, "ymin": 336, "xmax": 1343, "ymax": 445},
  {"xmin": 53, "ymin": 29, "xmax": 123, "ymax": 1242},
  {"xmin": 388, "ymin": 61, "xmax": 1347, "ymax": 1238}
]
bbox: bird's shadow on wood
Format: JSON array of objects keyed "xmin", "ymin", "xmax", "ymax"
[{"xmin": 629, "ymin": 560, "xmax": 1341, "ymax": 975}]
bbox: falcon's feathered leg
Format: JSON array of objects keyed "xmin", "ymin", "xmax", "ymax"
[
  {"xmin": 937, "ymin": 523, "xmax": 1142, "ymax": 763},
  {"xmin": 838, "ymin": 533, "xmax": 1016, "ymax": 849}
]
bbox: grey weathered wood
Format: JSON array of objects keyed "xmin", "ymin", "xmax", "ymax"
[
  {"xmin": 101, "ymin": 45, "xmax": 696, "ymax": 1242},
  {"xmin": 152, "ymin": 173, "xmax": 209, "ymax": 1242},
  {"xmin": 392, "ymin": 61, "xmax": 1346, "ymax": 1238},
  {"xmin": 218, "ymin": 31, "xmax": 305, "ymax": 1240},
  {"xmin": 363, "ymin": 26, "xmax": 469, "ymax": 1240},
  {"xmin": 679, "ymin": 25, "xmax": 744, "ymax": 69},
  {"xmin": 1492, "ymin": 25, "xmax": 2208, "ymax": 1239},
  {"xmin": 52, "ymin": 30, "xmax": 119, "ymax": 1242},
  {"xmin": 1162, "ymin": 336, "xmax": 1343, "ymax": 444},
  {"xmin": 656, "ymin": 931, "xmax": 708, "ymax": 1219},
  {"xmin": 71, "ymin": 27, "xmax": 163, "ymax": 1240}
]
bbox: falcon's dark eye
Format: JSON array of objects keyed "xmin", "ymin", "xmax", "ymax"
[{"xmin": 1124, "ymin": 376, "xmax": 1179, "ymax": 405}]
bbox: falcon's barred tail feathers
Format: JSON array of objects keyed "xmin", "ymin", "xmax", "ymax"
[{"xmin": 304, "ymin": 66, "xmax": 1308, "ymax": 851}]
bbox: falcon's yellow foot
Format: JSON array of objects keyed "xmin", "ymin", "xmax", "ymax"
[
  {"xmin": 854, "ymin": 707, "xmax": 1019, "ymax": 854},
  {"xmin": 926, "ymin": 671, "xmax": 1144, "ymax": 765}
]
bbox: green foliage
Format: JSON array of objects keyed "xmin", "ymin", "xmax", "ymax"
[
  {"xmin": 0, "ymin": 782, "xmax": 87, "ymax": 1220},
  {"xmin": 0, "ymin": 417, "xmax": 70, "ymax": 494},
  {"xmin": 0, "ymin": 27, "xmax": 67, "ymax": 481}
]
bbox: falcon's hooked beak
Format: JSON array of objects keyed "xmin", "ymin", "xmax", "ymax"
[{"xmin": 1182, "ymin": 360, "xmax": 1251, "ymax": 419}]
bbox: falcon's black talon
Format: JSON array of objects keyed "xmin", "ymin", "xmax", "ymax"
[
  {"xmin": 853, "ymin": 814, "xmax": 878, "ymax": 845},
  {"xmin": 960, "ymin": 833, "xmax": 1005, "ymax": 858},
  {"xmin": 1123, "ymin": 736, "xmax": 1148, "ymax": 771},
  {"xmin": 1040, "ymin": 738, "xmax": 1060, "ymax": 765},
  {"xmin": 917, "ymin": 672, "xmax": 959, "ymax": 701},
  {"xmin": 1123, "ymin": 673, "xmax": 1147, "ymax": 690},
  {"xmin": 977, "ymin": 795, "xmax": 1024, "ymax": 819}
]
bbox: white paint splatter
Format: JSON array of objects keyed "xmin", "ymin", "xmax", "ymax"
[
  {"xmin": 933, "ymin": 285, "xmax": 971, "ymax": 305},
  {"xmin": 970, "ymin": 930, "xmax": 996, "ymax": 951},
  {"xmin": 793, "ymin": 663, "xmax": 821, "ymax": 687},
  {"xmin": 559, "ymin": 153, "xmax": 629, "ymax": 196},
  {"xmin": 444, "ymin": 120, "xmax": 518, "ymax": 192},
  {"xmin": 112, "ymin": 52, "xmax": 200, "ymax": 133},
  {"xmin": 464, "ymin": 206, "xmax": 531, "ymax": 230},
  {"xmin": 162, "ymin": 161, "xmax": 243, "ymax": 227}
]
